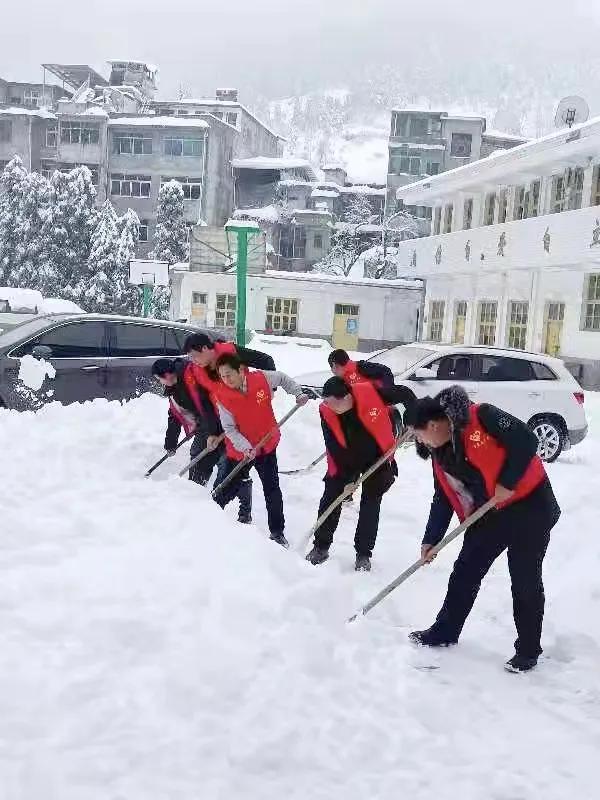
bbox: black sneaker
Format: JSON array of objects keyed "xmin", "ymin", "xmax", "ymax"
[
  {"xmin": 355, "ymin": 554, "xmax": 371, "ymax": 572},
  {"xmin": 504, "ymin": 655, "xmax": 538, "ymax": 673},
  {"xmin": 409, "ymin": 628, "xmax": 458, "ymax": 648},
  {"xmin": 238, "ymin": 512, "xmax": 252, "ymax": 524},
  {"xmin": 306, "ymin": 547, "xmax": 329, "ymax": 566},
  {"xmin": 270, "ymin": 532, "xmax": 289, "ymax": 549}
]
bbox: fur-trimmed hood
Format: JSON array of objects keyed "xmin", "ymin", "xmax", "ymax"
[{"xmin": 413, "ymin": 384, "xmax": 471, "ymax": 460}]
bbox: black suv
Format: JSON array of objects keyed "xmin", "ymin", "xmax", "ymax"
[{"xmin": 0, "ymin": 313, "xmax": 218, "ymax": 410}]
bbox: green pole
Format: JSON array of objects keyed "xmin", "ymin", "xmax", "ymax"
[
  {"xmin": 236, "ymin": 230, "xmax": 248, "ymax": 347},
  {"xmin": 142, "ymin": 283, "xmax": 152, "ymax": 318}
]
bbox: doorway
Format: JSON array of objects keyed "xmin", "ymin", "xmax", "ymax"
[
  {"xmin": 332, "ymin": 303, "xmax": 360, "ymax": 349},
  {"xmin": 542, "ymin": 302, "xmax": 564, "ymax": 356}
]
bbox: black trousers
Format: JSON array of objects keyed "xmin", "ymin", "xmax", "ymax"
[
  {"xmin": 189, "ymin": 430, "xmax": 223, "ymax": 485},
  {"xmin": 314, "ymin": 463, "xmax": 395, "ymax": 557},
  {"xmin": 432, "ymin": 479, "xmax": 560, "ymax": 659},
  {"xmin": 215, "ymin": 451, "xmax": 285, "ymax": 535}
]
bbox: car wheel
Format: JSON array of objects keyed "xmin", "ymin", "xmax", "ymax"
[{"xmin": 530, "ymin": 417, "xmax": 564, "ymax": 463}]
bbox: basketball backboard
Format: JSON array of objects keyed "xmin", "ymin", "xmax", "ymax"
[
  {"xmin": 129, "ymin": 259, "xmax": 169, "ymax": 287},
  {"xmin": 554, "ymin": 96, "xmax": 589, "ymax": 130}
]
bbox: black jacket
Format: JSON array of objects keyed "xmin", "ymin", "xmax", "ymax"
[
  {"xmin": 164, "ymin": 359, "xmax": 221, "ymax": 450},
  {"xmin": 355, "ymin": 359, "xmax": 395, "ymax": 389},
  {"xmin": 420, "ymin": 386, "xmax": 545, "ymax": 546},
  {"xmin": 232, "ymin": 344, "xmax": 276, "ymax": 372}
]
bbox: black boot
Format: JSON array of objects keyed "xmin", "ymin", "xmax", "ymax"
[
  {"xmin": 237, "ymin": 478, "xmax": 253, "ymax": 524},
  {"xmin": 270, "ymin": 532, "xmax": 289, "ymax": 549},
  {"xmin": 504, "ymin": 654, "xmax": 538, "ymax": 673},
  {"xmin": 355, "ymin": 554, "xmax": 371, "ymax": 572},
  {"xmin": 409, "ymin": 626, "xmax": 458, "ymax": 648},
  {"xmin": 306, "ymin": 546, "xmax": 329, "ymax": 566}
]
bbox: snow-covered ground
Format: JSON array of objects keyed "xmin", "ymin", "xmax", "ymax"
[{"xmin": 1, "ymin": 337, "xmax": 599, "ymax": 799}]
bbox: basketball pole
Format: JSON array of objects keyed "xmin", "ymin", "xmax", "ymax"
[
  {"xmin": 142, "ymin": 283, "xmax": 152, "ymax": 318},
  {"xmin": 225, "ymin": 220, "xmax": 261, "ymax": 348}
]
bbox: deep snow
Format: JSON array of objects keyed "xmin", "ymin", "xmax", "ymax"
[{"xmin": 0, "ymin": 338, "xmax": 599, "ymax": 799}]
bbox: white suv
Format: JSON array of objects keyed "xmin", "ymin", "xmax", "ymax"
[{"xmin": 296, "ymin": 343, "xmax": 588, "ymax": 463}]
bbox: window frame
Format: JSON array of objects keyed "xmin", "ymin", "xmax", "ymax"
[
  {"xmin": 215, "ymin": 293, "xmax": 237, "ymax": 329},
  {"xmin": 60, "ymin": 121, "xmax": 100, "ymax": 146},
  {"xmin": 582, "ymin": 273, "xmax": 600, "ymax": 332},
  {"xmin": 0, "ymin": 119, "xmax": 13, "ymax": 143},
  {"xmin": 450, "ymin": 132, "xmax": 473, "ymax": 158},
  {"xmin": 265, "ymin": 296, "xmax": 299, "ymax": 333},
  {"xmin": 463, "ymin": 198, "xmax": 473, "ymax": 230},
  {"xmin": 9, "ymin": 320, "xmax": 109, "ymax": 359},
  {"xmin": 163, "ymin": 136, "xmax": 205, "ymax": 157},
  {"xmin": 483, "ymin": 192, "xmax": 496, "ymax": 226},
  {"xmin": 111, "ymin": 173, "xmax": 152, "ymax": 198},
  {"xmin": 506, "ymin": 300, "xmax": 529, "ymax": 350},
  {"xmin": 428, "ymin": 300, "xmax": 445, "ymax": 342},
  {"xmin": 477, "ymin": 301, "xmax": 498, "ymax": 346},
  {"xmin": 160, "ymin": 175, "xmax": 203, "ymax": 201},
  {"xmin": 112, "ymin": 133, "xmax": 153, "ymax": 156}
]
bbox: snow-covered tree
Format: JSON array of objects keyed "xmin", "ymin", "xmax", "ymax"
[
  {"xmin": 43, "ymin": 166, "xmax": 97, "ymax": 298},
  {"xmin": 83, "ymin": 200, "xmax": 121, "ymax": 312},
  {"xmin": 0, "ymin": 157, "xmax": 28, "ymax": 284},
  {"xmin": 11, "ymin": 171, "xmax": 52, "ymax": 290},
  {"xmin": 150, "ymin": 180, "xmax": 188, "ymax": 264},
  {"xmin": 114, "ymin": 208, "xmax": 142, "ymax": 315},
  {"xmin": 343, "ymin": 194, "xmax": 375, "ymax": 226}
]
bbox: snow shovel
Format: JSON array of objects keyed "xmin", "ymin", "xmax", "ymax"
[
  {"xmin": 145, "ymin": 431, "xmax": 195, "ymax": 477},
  {"xmin": 177, "ymin": 434, "xmax": 225, "ymax": 478},
  {"xmin": 212, "ymin": 404, "xmax": 303, "ymax": 498},
  {"xmin": 300, "ymin": 429, "xmax": 414, "ymax": 553},
  {"xmin": 347, "ymin": 497, "xmax": 497, "ymax": 623},
  {"xmin": 279, "ymin": 451, "xmax": 326, "ymax": 476}
]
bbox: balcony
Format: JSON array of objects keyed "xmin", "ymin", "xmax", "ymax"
[
  {"xmin": 394, "ymin": 204, "xmax": 600, "ymax": 277},
  {"xmin": 389, "ymin": 135, "xmax": 446, "ymax": 148}
]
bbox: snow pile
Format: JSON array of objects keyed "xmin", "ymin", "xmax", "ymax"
[
  {"xmin": 41, "ymin": 298, "xmax": 85, "ymax": 314},
  {"xmin": 0, "ymin": 286, "xmax": 43, "ymax": 313},
  {"xmin": 0, "ymin": 348, "xmax": 599, "ymax": 797},
  {"xmin": 17, "ymin": 354, "xmax": 56, "ymax": 391}
]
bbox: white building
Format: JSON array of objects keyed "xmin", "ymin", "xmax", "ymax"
[
  {"xmin": 394, "ymin": 116, "xmax": 600, "ymax": 388},
  {"xmin": 171, "ymin": 268, "xmax": 423, "ymax": 352}
]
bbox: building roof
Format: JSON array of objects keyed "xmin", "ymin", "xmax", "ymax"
[
  {"xmin": 483, "ymin": 129, "xmax": 529, "ymax": 143},
  {"xmin": 108, "ymin": 115, "xmax": 209, "ymax": 129},
  {"xmin": 155, "ymin": 98, "xmax": 284, "ymax": 141},
  {"xmin": 232, "ymin": 156, "xmax": 317, "ymax": 178},
  {"xmin": 396, "ymin": 114, "xmax": 600, "ymax": 204},
  {"xmin": 42, "ymin": 64, "xmax": 108, "ymax": 90},
  {"xmin": 0, "ymin": 106, "xmax": 56, "ymax": 119},
  {"xmin": 263, "ymin": 270, "xmax": 422, "ymax": 290}
]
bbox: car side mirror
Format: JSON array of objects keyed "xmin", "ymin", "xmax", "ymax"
[
  {"xmin": 32, "ymin": 345, "xmax": 53, "ymax": 360},
  {"xmin": 410, "ymin": 366, "xmax": 436, "ymax": 381}
]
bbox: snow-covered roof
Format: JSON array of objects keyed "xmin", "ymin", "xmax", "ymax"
[
  {"xmin": 232, "ymin": 156, "xmax": 313, "ymax": 171},
  {"xmin": 339, "ymin": 185, "xmax": 386, "ymax": 197},
  {"xmin": 483, "ymin": 129, "xmax": 529, "ymax": 143},
  {"xmin": 397, "ymin": 114, "xmax": 600, "ymax": 204},
  {"xmin": 233, "ymin": 206, "xmax": 281, "ymax": 224},
  {"xmin": 262, "ymin": 270, "xmax": 422, "ymax": 290},
  {"xmin": 311, "ymin": 189, "xmax": 338, "ymax": 199},
  {"xmin": 391, "ymin": 141, "xmax": 446, "ymax": 151},
  {"xmin": 0, "ymin": 106, "xmax": 56, "ymax": 119},
  {"xmin": 108, "ymin": 116, "xmax": 209, "ymax": 129},
  {"xmin": 156, "ymin": 99, "xmax": 284, "ymax": 140}
]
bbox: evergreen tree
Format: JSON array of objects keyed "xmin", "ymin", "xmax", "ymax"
[
  {"xmin": 0, "ymin": 157, "xmax": 28, "ymax": 285},
  {"xmin": 114, "ymin": 208, "xmax": 142, "ymax": 315},
  {"xmin": 343, "ymin": 194, "xmax": 375, "ymax": 225},
  {"xmin": 44, "ymin": 166, "xmax": 97, "ymax": 298},
  {"xmin": 150, "ymin": 180, "xmax": 188, "ymax": 264},
  {"xmin": 83, "ymin": 200, "xmax": 120, "ymax": 312},
  {"xmin": 12, "ymin": 171, "xmax": 52, "ymax": 290}
]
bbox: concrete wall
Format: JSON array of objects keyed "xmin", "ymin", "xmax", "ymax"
[
  {"xmin": 0, "ymin": 115, "xmax": 33, "ymax": 168},
  {"xmin": 203, "ymin": 123, "xmax": 236, "ymax": 226},
  {"xmin": 237, "ymin": 111, "xmax": 280, "ymax": 159},
  {"xmin": 172, "ymin": 270, "xmax": 423, "ymax": 350},
  {"xmin": 441, "ymin": 118, "xmax": 484, "ymax": 171}
]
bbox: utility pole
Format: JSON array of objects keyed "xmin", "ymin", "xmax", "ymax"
[{"xmin": 225, "ymin": 220, "xmax": 261, "ymax": 347}]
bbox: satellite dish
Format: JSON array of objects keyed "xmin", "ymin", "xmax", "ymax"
[{"xmin": 554, "ymin": 96, "xmax": 589, "ymax": 129}]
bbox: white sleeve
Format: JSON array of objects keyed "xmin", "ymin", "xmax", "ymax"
[{"xmin": 263, "ymin": 370, "xmax": 303, "ymax": 397}]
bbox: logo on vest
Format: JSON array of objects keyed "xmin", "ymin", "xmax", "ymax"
[
  {"xmin": 348, "ymin": 372, "xmax": 359, "ymax": 383},
  {"xmin": 255, "ymin": 389, "xmax": 267, "ymax": 405},
  {"xmin": 368, "ymin": 406, "xmax": 381, "ymax": 422},
  {"xmin": 469, "ymin": 429, "xmax": 489, "ymax": 449}
]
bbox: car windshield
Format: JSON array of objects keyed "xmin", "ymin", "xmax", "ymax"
[
  {"xmin": 366, "ymin": 345, "xmax": 435, "ymax": 376},
  {"xmin": 0, "ymin": 315, "xmax": 72, "ymax": 349}
]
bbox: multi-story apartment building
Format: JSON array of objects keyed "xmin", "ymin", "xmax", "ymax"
[
  {"xmin": 0, "ymin": 62, "xmax": 283, "ymax": 253},
  {"xmin": 386, "ymin": 109, "xmax": 527, "ymax": 219},
  {"xmin": 393, "ymin": 116, "xmax": 600, "ymax": 387}
]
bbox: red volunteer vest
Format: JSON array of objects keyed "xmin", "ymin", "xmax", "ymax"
[
  {"xmin": 320, "ymin": 382, "xmax": 396, "ymax": 477},
  {"xmin": 188, "ymin": 341, "xmax": 237, "ymax": 406},
  {"xmin": 342, "ymin": 359, "xmax": 383, "ymax": 388},
  {"xmin": 215, "ymin": 370, "xmax": 280, "ymax": 461},
  {"xmin": 433, "ymin": 404, "xmax": 546, "ymax": 520},
  {"xmin": 170, "ymin": 362, "xmax": 206, "ymax": 434}
]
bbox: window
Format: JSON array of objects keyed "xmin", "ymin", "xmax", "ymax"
[
  {"xmin": 226, "ymin": 112, "xmax": 238, "ymax": 126},
  {"xmin": 443, "ymin": 203, "xmax": 453, "ymax": 234},
  {"xmin": 139, "ymin": 220, "xmax": 149, "ymax": 242},
  {"xmin": 60, "ymin": 121, "xmax": 100, "ymax": 145},
  {"xmin": 265, "ymin": 297, "xmax": 298, "ymax": 332},
  {"xmin": 477, "ymin": 301, "xmax": 497, "ymax": 346},
  {"xmin": 164, "ymin": 328, "xmax": 187, "ymax": 356},
  {"xmin": 409, "ymin": 117, "xmax": 429, "ymax": 137},
  {"xmin": 479, "ymin": 355, "xmax": 535, "ymax": 382},
  {"xmin": 12, "ymin": 321, "xmax": 107, "ymax": 358},
  {"xmin": 567, "ymin": 168, "xmax": 584, "ymax": 210},
  {"xmin": 211, "ymin": 111, "xmax": 224, "ymax": 120},
  {"xmin": 428, "ymin": 300, "xmax": 445, "ymax": 342},
  {"xmin": 163, "ymin": 137, "xmax": 204, "ymax": 157},
  {"xmin": 192, "ymin": 292, "xmax": 207, "ymax": 305},
  {"xmin": 583, "ymin": 274, "xmax": 600, "ymax": 331},
  {"xmin": 161, "ymin": 176, "xmax": 202, "ymax": 200},
  {"xmin": 111, "ymin": 174, "xmax": 152, "ymax": 198},
  {"xmin": 433, "ymin": 207, "xmax": 442, "ymax": 236},
  {"xmin": 453, "ymin": 301, "xmax": 468, "ymax": 343},
  {"xmin": 514, "ymin": 186, "xmax": 526, "ymax": 220},
  {"xmin": 313, "ymin": 233, "xmax": 323, "ymax": 249},
  {"xmin": 429, "ymin": 353, "xmax": 474, "ymax": 380},
  {"xmin": 45, "ymin": 124, "xmax": 57, "ymax": 148},
  {"xmin": 551, "ymin": 176, "xmax": 565, "ymax": 214},
  {"xmin": 507, "ymin": 301, "xmax": 529, "ymax": 349},
  {"xmin": 497, "ymin": 190, "xmax": 508, "ymax": 224},
  {"xmin": 334, "ymin": 304, "xmax": 359, "ymax": 315},
  {"xmin": 531, "ymin": 362, "xmax": 557, "ymax": 381},
  {"xmin": 427, "ymin": 161, "xmax": 440, "ymax": 175},
  {"xmin": 0, "ymin": 120, "xmax": 12, "ymax": 143},
  {"xmin": 216, "ymin": 293, "xmax": 237, "ymax": 328},
  {"xmin": 409, "ymin": 157, "xmax": 421, "ymax": 175},
  {"xmin": 109, "ymin": 323, "xmax": 167, "ymax": 357},
  {"xmin": 484, "ymin": 193, "xmax": 496, "ymax": 226},
  {"xmin": 451, "ymin": 133, "xmax": 472, "ymax": 157},
  {"xmin": 278, "ymin": 226, "xmax": 306, "ymax": 259},
  {"xmin": 463, "ymin": 199, "xmax": 473, "ymax": 230},
  {"xmin": 113, "ymin": 134, "xmax": 152, "ymax": 155},
  {"xmin": 591, "ymin": 166, "xmax": 600, "ymax": 206},
  {"xmin": 529, "ymin": 180, "xmax": 541, "ymax": 217},
  {"xmin": 391, "ymin": 112, "xmax": 408, "ymax": 137}
]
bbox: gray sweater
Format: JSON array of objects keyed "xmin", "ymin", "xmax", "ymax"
[{"xmin": 217, "ymin": 370, "xmax": 304, "ymax": 453}]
